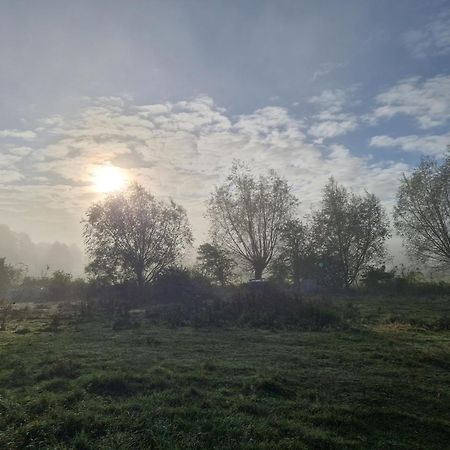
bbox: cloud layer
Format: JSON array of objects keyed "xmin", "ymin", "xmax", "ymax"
[
  {"xmin": 0, "ymin": 94, "xmax": 413, "ymax": 248},
  {"xmin": 372, "ymin": 75, "xmax": 450, "ymax": 129}
]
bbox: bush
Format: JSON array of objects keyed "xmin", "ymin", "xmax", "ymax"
[
  {"xmin": 150, "ymin": 267, "xmax": 215, "ymax": 306},
  {"xmin": 226, "ymin": 282, "xmax": 342, "ymax": 329},
  {"xmin": 145, "ymin": 281, "xmax": 343, "ymax": 330},
  {"xmin": 42, "ymin": 314, "xmax": 62, "ymax": 332},
  {"xmin": 361, "ymin": 266, "xmax": 450, "ymax": 296},
  {"xmin": 0, "ymin": 299, "xmax": 13, "ymax": 331}
]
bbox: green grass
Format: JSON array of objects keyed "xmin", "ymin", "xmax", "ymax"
[{"xmin": 0, "ymin": 296, "xmax": 450, "ymax": 449}]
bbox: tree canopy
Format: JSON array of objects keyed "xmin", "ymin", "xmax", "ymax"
[
  {"xmin": 83, "ymin": 183, "xmax": 192, "ymax": 288},
  {"xmin": 207, "ymin": 162, "xmax": 298, "ymax": 280},
  {"xmin": 313, "ymin": 178, "xmax": 390, "ymax": 288},
  {"xmin": 196, "ymin": 243, "xmax": 235, "ymax": 286},
  {"xmin": 271, "ymin": 219, "xmax": 317, "ymax": 285},
  {"xmin": 394, "ymin": 155, "xmax": 450, "ymax": 269}
]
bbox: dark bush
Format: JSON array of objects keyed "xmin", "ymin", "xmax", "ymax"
[
  {"xmin": 361, "ymin": 266, "xmax": 450, "ymax": 296},
  {"xmin": 225, "ymin": 282, "xmax": 342, "ymax": 329},
  {"xmin": 145, "ymin": 280, "xmax": 343, "ymax": 330},
  {"xmin": 150, "ymin": 267, "xmax": 215, "ymax": 306},
  {"xmin": 112, "ymin": 309, "xmax": 140, "ymax": 330}
]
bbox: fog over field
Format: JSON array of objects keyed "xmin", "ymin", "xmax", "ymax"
[{"xmin": 0, "ymin": 225, "xmax": 84, "ymax": 276}]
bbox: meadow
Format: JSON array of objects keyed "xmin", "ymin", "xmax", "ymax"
[{"xmin": 1, "ymin": 295, "xmax": 449, "ymax": 449}]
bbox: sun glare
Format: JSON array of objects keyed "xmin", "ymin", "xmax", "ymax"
[{"xmin": 94, "ymin": 165, "xmax": 126, "ymax": 193}]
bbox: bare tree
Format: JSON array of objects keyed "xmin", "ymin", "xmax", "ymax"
[
  {"xmin": 394, "ymin": 155, "xmax": 450, "ymax": 269},
  {"xmin": 207, "ymin": 162, "xmax": 298, "ymax": 280},
  {"xmin": 313, "ymin": 178, "xmax": 390, "ymax": 288},
  {"xmin": 83, "ymin": 183, "xmax": 192, "ymax": 289},
  {"xmin": 196, "ymin": 243, "xmax": 235, "ymax": 286}
]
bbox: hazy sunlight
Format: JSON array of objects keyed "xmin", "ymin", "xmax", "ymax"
[{"xmin": 93, "ymin": 165, "xmax": 125, "ymax": 193}]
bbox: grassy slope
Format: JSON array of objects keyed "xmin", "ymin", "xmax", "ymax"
[{"xmin": 0, "ymin": 296, "xmax": 449, "ymax": 449}]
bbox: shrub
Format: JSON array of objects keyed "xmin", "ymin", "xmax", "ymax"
[
  {"xmin": 42, "ymin": 314, "xmax": 62, "ymax": 332},
  {"xmin": 226, "ymin": 282, "xmax": 342, "ymax": 329},
  {"xmin": 150, "ymin": 267, "xmax": 215, "ymax": 306},
  {"xmin": 0, "ymin": 299, "xmax": 13, "ymax": 331},
  {"xmin": 361, "ymin": 265, "xmax": 450, "ymax": 296},
  {"xmin": 112, "ymin": 309, "xmax": 140, "ymax": 331},
  {"xmin": 145, "ymin": 281, "xmax": 343, "ymax": 330}
]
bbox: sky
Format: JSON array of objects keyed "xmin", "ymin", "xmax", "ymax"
[{"xmin": 0, "ymin": 0, "xmax": 449, "ymax": 271}]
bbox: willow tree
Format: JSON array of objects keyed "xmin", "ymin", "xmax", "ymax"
[
  {"xmin": 83, "ymin": 183, "xmax": 192, "ymax": 289},
  {"xmin": 313, "ymin": 178, "xmax": 390, "ymax": 289},
  {"xmin": 394, "ymin": 155, "xmax": 450, "ymax": 269},
  {"xmin": 207, "ymin": 162, "xmax": 298, "ymax": 280}
]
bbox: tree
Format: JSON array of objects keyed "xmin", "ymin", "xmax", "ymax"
[
  {"xmin": 394, "ymin": 155, "xmax": 450, "ymax": 269},
  {"xmin": 271, "ymin": 219, "xmax": 318, "ymax": 285},
  {"xmin": 46, "ymin": 270, "xmax": 73, "ymax": 302},
  {"xmin": 196, "ymin": 243, "xmax": 235, "ymax": 286},
  {"xmin": 313, "ymin": 178, "xmax": 390, "ymax": 289},
  {"xmin": 207, "ymin": 162, "xmax": 298, "ymax": 280},
  {"xmin": 0, "ymin": 258, "xmax": 22, "ymax": 298},
  {"xmin": 83, "ymin": 183, "xmax": 192, "ymax": 290}
]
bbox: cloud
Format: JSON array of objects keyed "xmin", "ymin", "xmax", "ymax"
[
  {"xmin": 370, "ymin": 134, "xmax": 450, "ymax": 156},
  {"xmin": 372, "ymin": 75, "xmax": 450, "ymax": 129},
  {"xmin": 0, "ymin": 170, "xmax": 23, "ymax": 183},
  {"xmin": 0, "ymin": 95, "xmax": 410, "ymax": 246},
  {"xmin": 307, "ymin": 88, "xmax": 358, "ymax": 140},
  {"xmin": 403, "ymin": 10, "xmax": 450, "ymax": 58},
  {"xmin": 0, "ymin": 129, "xmax": 36, "ymax": 140},
  {"xmin": 311, "ymin": 62, "xmax": 346, "ymax": 81},
  {"xmin": 6, "ymin": 146, "xmax": 33, "ymax": 157}
]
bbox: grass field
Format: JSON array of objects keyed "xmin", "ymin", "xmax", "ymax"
[{"xmin": 1, "ymin": 295, "xmax": 450, "ymax": 449}]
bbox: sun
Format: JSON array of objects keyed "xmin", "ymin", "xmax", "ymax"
[{"xmin": 93, "ymin": 165, "xmax": 126, "ymax": 193}]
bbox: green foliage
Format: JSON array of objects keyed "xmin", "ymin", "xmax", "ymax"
[{"xmin": 196, "ymin": 243, "xmax": 235, "ymax": 286}]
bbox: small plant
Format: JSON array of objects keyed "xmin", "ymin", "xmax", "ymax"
[
  {"xmin": 112, "ymin": 309, "xmax": 140, "ymax": 330},
  {"xmin": 78, "ymin": 299, "xmax": 94, "ymax": 319},
  {"xmin": 43, "ymin": 314, "xmax": 62, "ymax": 332},
  {"xmin": 0, "ymin": 299, "xmax": 13, "ymax": 331},
  {"xmin": 37, "ymin": 359, "xmax": 81, "ymax": 380},
  {"xmin": 433, "ymin": 316, "xmax": 450, "ymax": 331}
]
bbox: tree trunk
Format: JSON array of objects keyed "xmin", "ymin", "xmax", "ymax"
[
  {"xmin": 254, "ymin": 265, "xmax": 264, "ymax": 280},
  {"xmin": 136, "ymin": 268, "xmax": 145, "ymax": 303}
]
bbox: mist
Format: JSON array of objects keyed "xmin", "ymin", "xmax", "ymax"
[{"xmin": 0, "ymin": 224, "xmax": 84, "ymax": 277}]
